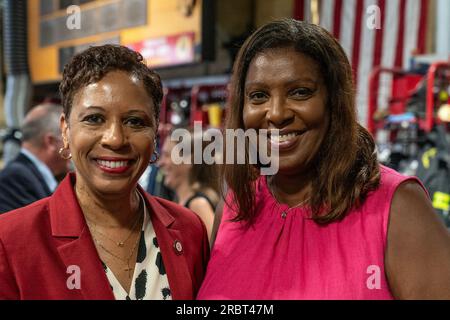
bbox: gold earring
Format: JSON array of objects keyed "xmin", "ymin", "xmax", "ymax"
[{"xmin": 59, "ymin": 147, "xmax": 72, "ymax": 160}]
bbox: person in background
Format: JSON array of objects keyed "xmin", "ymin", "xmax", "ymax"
[
  {"xmin": 138, "ymin": 163, "xmax": 175, "ymax": 200},
  {"xmin": 0, "ymin": 45, "xmax": 209, "ymax": 300},
  {"xmin": 197, "ymin": 19, "xmax": 450, "ymax": 300},
  {"xmin": 159, "ymin": 128, "xmax": 220, "ymax": 243},
  {"xmin": 0, "ymin": 103, "xmax": 70, "ymax": 213},
  {"xmin": 138, "ymin": 123, "xmax": 176, "ymax": 201}
]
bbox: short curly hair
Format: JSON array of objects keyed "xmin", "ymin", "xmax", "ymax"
[{"xmin": 59, "ymin": 44, "xmax": 163, "ymax": 124}]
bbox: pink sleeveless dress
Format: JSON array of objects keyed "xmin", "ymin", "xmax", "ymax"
[{"xmin": 197, "ymin": 166, "xmax": 423, "ymax": 300}]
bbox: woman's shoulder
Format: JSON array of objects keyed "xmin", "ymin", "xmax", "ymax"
[
  {"xmin": 200, "ymin": 188, "xmax": 220, "ymax": 205},
  {"xmin": 379, "ymin": 165, "xmax": 423, "ymax": 187},
  {"xmin": 360, "ymin": 165, "xmax": 424, "ymax": 214},
  {"xmin": 186, "ymin": 190, "xmax": 217, "ymax": 211},
  {"xmin": 385, "ymin": 171, "xmax": 450, "ymax": 298},
  {"xmin": 367, "ymin": 165, "xmax": 425, "ymax": 200}
]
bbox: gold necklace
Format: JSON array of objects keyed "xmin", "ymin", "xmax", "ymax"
[
  {"xmin": 88, "ymin": 211, "xmax": 142, "ymax": 247},
  {"xmin": 268, "ymin": 177, "xmax": 310, "ymax": 219},
  {"xmin": 91, "ymin": 225, "xmax": 141, "ymax": 279},
  {"xmin": 86, "ymin": 192, "xmax": 143, "ymax": 247},
  {"xmin": 86, "ymin": 191, "xmax": 144, "ymax": 278}
]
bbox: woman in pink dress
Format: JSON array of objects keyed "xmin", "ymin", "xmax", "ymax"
[{"xmin": 197, "ymin": 19, "xmax": 450, "ymax": 300}]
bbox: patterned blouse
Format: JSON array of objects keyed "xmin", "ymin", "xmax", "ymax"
[{"xmin": 102, "ymin": 193, "xmax": 172, "ymax": 300}]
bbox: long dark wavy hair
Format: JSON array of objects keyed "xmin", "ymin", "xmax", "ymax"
[{"xmin": 223, "ymin": 19, "xmax": 380, "ymax": 224}]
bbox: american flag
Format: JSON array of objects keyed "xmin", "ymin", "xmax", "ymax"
[{"xmin": 294, "ymin": 0, "xmax": 431, "ymax": 126}]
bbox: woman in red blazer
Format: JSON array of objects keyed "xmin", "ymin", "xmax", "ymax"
[{"xmin": 0, "ymin": 45, "xmax": 209, "ymax": 300}]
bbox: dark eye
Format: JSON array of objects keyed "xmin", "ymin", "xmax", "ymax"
[
  {"xmin": 82, "ymin": 114, "xmax": 104, "ymax": 124},
  {"xmin": 124, "ymin": 117, "xmax": 146, "ymax": 128},
  {"xmin": 290, "ymin": 88, "xmax": 313, "ymax": 99},
  {"xmin": 247, "ymin": 91, "xmax": 268, "ymax": 104}
]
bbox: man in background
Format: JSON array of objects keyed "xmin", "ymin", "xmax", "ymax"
[{"xmin": 0, "ymin": 103, "xmax": 70, "ymax": 213}]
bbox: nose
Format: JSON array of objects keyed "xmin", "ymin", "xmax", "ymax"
[
  {"xmin": 266, "ymin": 96, "xmax": 294, "ymax": 127},
  {"xmin": 101, "ymin": 121, "xmax": 128, "ymax": 150}
]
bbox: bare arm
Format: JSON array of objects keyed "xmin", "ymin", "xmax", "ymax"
[
  {"xmin": 385, "ymin": 181, "xmax": 450, "ymax": 299},
  {"xmin": 188, "ymin": 198, "xmax": 215, "ymax": 243}
]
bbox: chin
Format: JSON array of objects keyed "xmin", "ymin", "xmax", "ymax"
[
  {"xmin": 276, "ymin": 155, "xmax": 312, "ymax": 175},
  {"xmin": 91, "ymin": 176, "xmax": 137, "ymax": 196}
]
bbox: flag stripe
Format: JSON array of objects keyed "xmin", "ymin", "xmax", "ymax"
[
  {"xmin": 394, "ymin": 0, "xmax": 407, "ymax": 67},
  {"xmin": 372, "ymin": 0, "xmax": 386, "ymax": 120},
  {"xmin": 317, "ymin": 0, "xmax": 429, "ymax": 126},
  {"xmin": 356, "ymin": 0, "xmax": 379, "ymax": 124},
  {"xmin": 379, "ymin": 0, "xmax": 401, "ymax": 111},
  {"xmin": 418, "ymin": 0, "xmax": 429, "ymax": 53},
  {"xmin": 340, "ymin": 0, "xmax": 357, "ymax": 62},
  {"xmin": 373, "ymin": 0, "xmax": 387, "ymax": 69},
  {"xmin": 294, "ymin": 0, "xmax": 305, "ymax": 20},
  {"xmin": 351, "ymin": 0, "xmax": 365, "ymax": 83},
  {"xmin": 333, "ymin": 0, "xmax": 343, "ymax": 38}
]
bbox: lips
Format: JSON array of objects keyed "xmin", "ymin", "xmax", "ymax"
[
  {"xmin": 96, "ymin": 159, "xmax": 129, "ymax": 168},
  {"xmin": 94, "ymin": 157, "xmax": 134, "ymax": 174},
  {"xmin": 270, "ymin": 131, "xmax": 303, "ymax": 143},
  {"xmin": 268, "ymin": 130, "xmax": 306, "ymax": 151}
]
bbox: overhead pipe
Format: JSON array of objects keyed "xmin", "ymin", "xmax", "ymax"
[{"xmin": 2, "ymin": 0, "xmax": 32, "ymax": 164}]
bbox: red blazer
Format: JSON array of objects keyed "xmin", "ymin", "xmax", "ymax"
[{"xmin": 0, "ymin": 173, "xmax": 209, "ymax": 300}]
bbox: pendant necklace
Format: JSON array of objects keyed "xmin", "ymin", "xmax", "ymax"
[
  {"xmin": 86, "ymin": 191, "xmax": 143, "ymax": 247},
  {"xmin": 268, "ymin": 177, "xmax": 310, "ymax": 219}
]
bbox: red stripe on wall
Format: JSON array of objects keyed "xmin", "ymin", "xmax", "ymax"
[
  {"xmin": 351, "ymin": 0, "xmax": 365, "ymax": 84},
  {"xmin": 294, "ymin": 0, "xmax": 305, "ymax": 20},
  {"xmin": 333, "ymin": 0, "xmax": 343, "ymax": 38},
  {"xmin": 394, "ymin": 0, "xmax": 407, "ymax": 67},
  {"xmin": 371, "ymin": 0, "xmax": 386, "ymax": 116},
  {"xmin": 372, "ymin": 0, "xmax": 386, "ymax": 68},
  {"xmin": 417, "ymin": 0, "xmax": 429, "ymax": 53}
]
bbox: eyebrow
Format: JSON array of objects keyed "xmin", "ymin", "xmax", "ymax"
[
  {"xmin": 245, "ymin": 77, "xmax": 319, "ymax": 88},
  {"xmin": 124, "ymin": 109, "xmax": 151, "ymax": 115},
  {"xmin": 82, "ymin": 106, "xmax": 150, "ymax": 116},
  {"xmin": 83, "ymin": 105, "xmax": 105, "ymax": 112}
]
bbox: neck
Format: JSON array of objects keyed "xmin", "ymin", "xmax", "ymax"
[
  {"xmin": 269, "ymin": 170, "xmax": 313, "ymax": 206},
  {"xmin": 75, "ymin": 179, "xmax": 141, "ymax": 228}
]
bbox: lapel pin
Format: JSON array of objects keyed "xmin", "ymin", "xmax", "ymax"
[{"xmin": 173, "ymin": 240, "xmax": 183, "ymax": 255}]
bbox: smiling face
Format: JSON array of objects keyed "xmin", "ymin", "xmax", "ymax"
[
  {"xmin": 60, "ymin": 70, "xmax": 156, "ymax": 196},
  {"xmin": 243, "ymin": 47, "xmax": 329, "ymax": 175}
]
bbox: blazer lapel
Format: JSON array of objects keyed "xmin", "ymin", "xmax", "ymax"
[
  {"xmin": 49, "ymin": 175, "xmax": 193, "ymax": 300},
  {"xmin": 143, "ymin": 189, "xmax": 194, "ymax": 300},
  {"xmin": 50, "ymin": 173, "xmax": 114, "ymax": 300}
]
